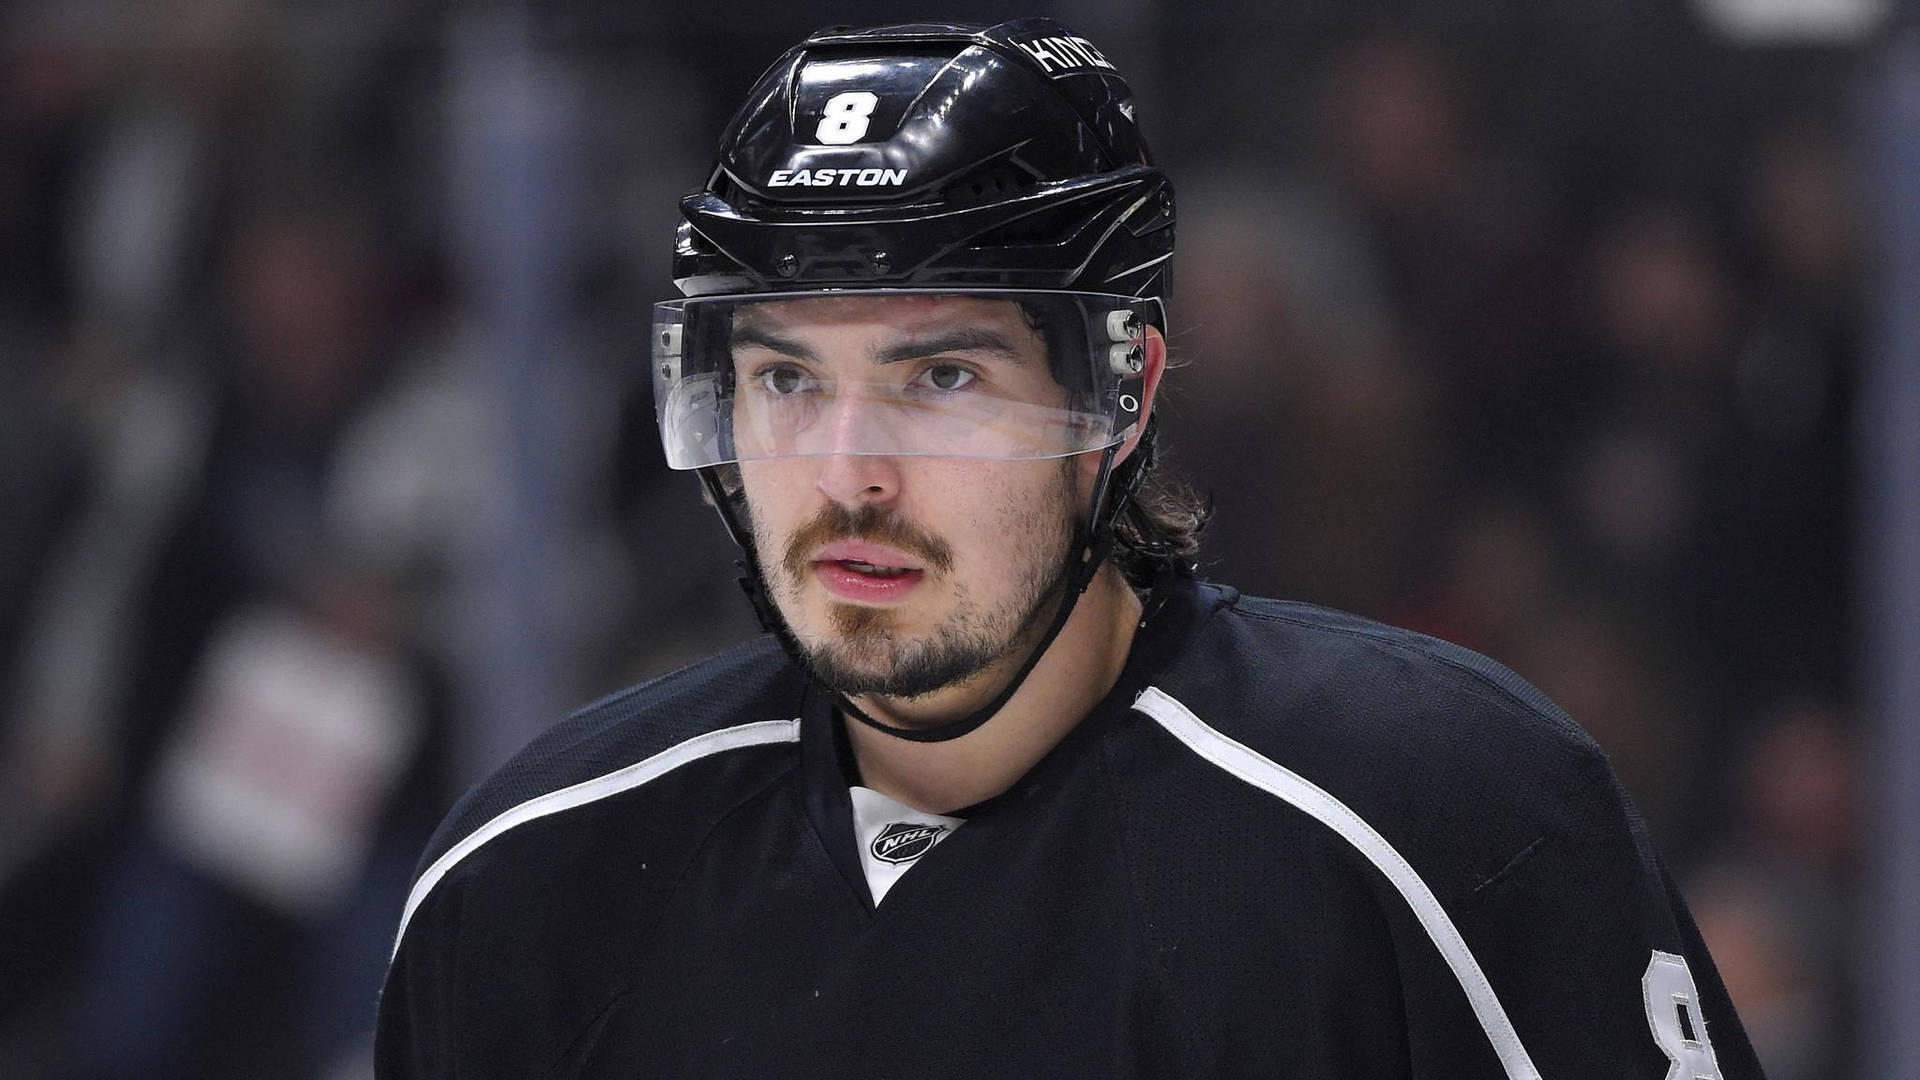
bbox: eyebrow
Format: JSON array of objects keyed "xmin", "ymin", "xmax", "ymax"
[
  {"xmin": 871, "ymin": 328, "xmax": 1027, "ymax": 367},
  {"xmin": 730, "ymin": 326, "xmax": 820, "ymax": 363},
  {"xmin": 730, "ymin": 324, "xmax": 1028, "ymax": 367}
]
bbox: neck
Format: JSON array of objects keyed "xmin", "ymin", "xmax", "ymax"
[{"xmin": 843, "ymin": 562, "xmax": 1143, "ymax": 814}]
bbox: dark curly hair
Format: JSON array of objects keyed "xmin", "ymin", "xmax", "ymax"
[{"xmin": 1105, "ymin": 418, "xmax": 1209, "ymax": 591}]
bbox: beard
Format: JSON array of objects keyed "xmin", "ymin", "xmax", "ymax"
[{"xmin": 748, "ymin": 466, "xmax": 1079, "ymax": 700}]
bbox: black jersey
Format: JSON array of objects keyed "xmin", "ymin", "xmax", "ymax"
[{"xmin": 375, "ymin": 580, "xmax": 1762, "ymax": 1079}]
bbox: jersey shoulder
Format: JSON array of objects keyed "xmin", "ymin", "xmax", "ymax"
[
  {"xmin": 1191, "ymin": 590, "xmax": 1602, "ymax": 769},
  {"xmin": 415, "ymin": 634, "xmax": 806, "ymax": 875},
  {"xmin": 1145, "ymin": 588, "xmax": 1621, "ymax": 898}
]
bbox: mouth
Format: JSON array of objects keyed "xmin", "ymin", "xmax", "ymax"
[
  {"xmin": 811, "ymin": 542, "xmax": 928, "ymax": 603},
  {"xmin": 831, "ymin": 559, "xmax": 914, "ymax": 578}
]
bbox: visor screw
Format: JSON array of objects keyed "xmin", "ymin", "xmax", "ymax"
[
  {"xmin": 775, "ymin": 253, "xmax": 799, "ymax": 277},
  {"xmin": 867, "ymin": 250, "xmax": 891, "ymax": 275}
]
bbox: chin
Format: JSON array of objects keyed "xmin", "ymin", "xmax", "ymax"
[{"xmin": 824, "ymin": 600, "xmax": 901, "ymax": 636}]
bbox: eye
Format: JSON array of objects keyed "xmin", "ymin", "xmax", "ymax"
[
  {"xmin": 754, "ymin": 364, "xmax": 817, "ymax": 397},
  {"xmin": 915, "ymin": 363, "xmax": 977, "ymax": 392}
]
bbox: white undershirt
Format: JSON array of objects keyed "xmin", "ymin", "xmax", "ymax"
[{"xmin": 848, "ymin": 785, "xmax": 964, "ymax": 906}]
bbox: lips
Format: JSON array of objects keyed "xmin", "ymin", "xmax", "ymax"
[
  {"xmin": 812, "ymin": 541, "xmax": 927, "ymax": 603},
  {"xmin": 815, "ymin": 541, "xmax": 922, "ymax": 571}
]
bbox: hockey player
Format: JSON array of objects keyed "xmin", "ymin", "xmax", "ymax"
[{"xmin": 376, "ymin": 19, "xmax": 1763, "ymax": 1079}]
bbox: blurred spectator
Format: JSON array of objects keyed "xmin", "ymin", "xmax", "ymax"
[
  {"xmin": 1, "ymin": 348, "xmax": 212, "ymax": 862},
  {"xmin": 61, "ymin": 564, "xmax": 439, "ymax": 1080},
  {"xmin": 1739, "ymin": 701, "xmax": 1856, "ymax": 879},
  {"xmin": 1689, "ymin": 700, "xmax": 1859, "ymax": 1078},
  {"xmin": 1328, "ymin": 35, "xmax": 1471, "ymax": 227},
  {"xmin": 1747, "ymin": 116, "xmax": 1861, "ymax": 314},
  {"xmin": 37, "ymin": 200, "xmax": 452, "ymax": 1078},
  {"xmin": 1319, "ymin": 33, "xmax": 1588, "ymax": 493},
  {"xmin": 1392, "ymin": 501, "xmax": 1560, "ymax": 669},
  {"xmin": 1167, "ymin": 168, "xmax": 1413, "ymax": 610},
  {"xmin": 1688, "ymin": 862, "xmax": 1829, "ymax": 1080},
  {"xmin": 1590, "ymin": 203, "xmax": 1739, "ymax": 398},
  {"xmin": 1270, "ymin": 328, "xmax": 1443, "ymax": 618}
]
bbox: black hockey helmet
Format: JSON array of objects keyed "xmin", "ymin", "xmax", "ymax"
[{"xmin": 672, "ymin": 18, "xmax": 1174, "ymax": 304}]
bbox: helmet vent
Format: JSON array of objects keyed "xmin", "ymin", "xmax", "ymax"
[
  {"xmin": 968, "ymin": 202, "xmax": 1085, "ymax": 248},
  {"xmin": 940, "ymin": 163, "xmax": 1036, "ymax": 208}
]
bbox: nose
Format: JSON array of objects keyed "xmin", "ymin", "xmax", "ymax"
[
  {"xmin": 812, "ymin": 393, "xmax": 902, "ymax": 505},
  {"xmin": 815, "ymin": 450, "xmax": 901, "ymax": 505}
]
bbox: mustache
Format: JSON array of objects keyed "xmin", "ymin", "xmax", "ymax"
[{"xmin": 781, "ymin": 503, "xmax": 956, "ymax": 581}]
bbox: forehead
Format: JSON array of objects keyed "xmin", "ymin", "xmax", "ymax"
[{"xmin": 732, "ymin": 293, "xmax": 1041, "ymax": 344}]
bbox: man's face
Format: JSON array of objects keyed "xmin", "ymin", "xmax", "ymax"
[{"xmin": 733, "ymin": 294, "xmax": 1088, "ymax": 700}]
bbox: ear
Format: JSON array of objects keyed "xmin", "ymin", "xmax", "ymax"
[{"xmin": 1111, "ymin": 324, "xmax": 1167, "ymax": 468}]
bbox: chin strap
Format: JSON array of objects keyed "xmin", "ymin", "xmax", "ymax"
[
  {"xmin": 694, "ymin": 467, "xmax": 809, "ymax": 667},
  {"xmin": 697, "ymin": 423, "xmax": 1154, "ymax": 744}
]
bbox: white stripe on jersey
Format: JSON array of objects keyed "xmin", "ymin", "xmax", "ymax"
[
  {"xmin": 390, "ymin": 718, "xmax": 801, "ymax": 959},
  {"xmin": 1133, "ymin": 686, "xmax": 1544, "ymax": 1080}
]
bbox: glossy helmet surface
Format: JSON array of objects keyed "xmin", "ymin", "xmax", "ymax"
[{"xmin": 673, "ymin": 18, "xmax": 1174, "ymax": 310}]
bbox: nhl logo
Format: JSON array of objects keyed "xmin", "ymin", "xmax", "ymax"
[{"xmin": 871, "ymin": 822, "xmax": 945, "ymax": 864}]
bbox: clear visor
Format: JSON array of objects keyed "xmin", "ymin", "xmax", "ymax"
[{"xmin": 652, "ymin": 289, "xmax": 1152, "ymax": 469}]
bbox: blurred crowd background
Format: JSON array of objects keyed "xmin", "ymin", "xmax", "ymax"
[{"xmin": 0, "ymin": 1, "xmax": 1910, "ymax": 1077}]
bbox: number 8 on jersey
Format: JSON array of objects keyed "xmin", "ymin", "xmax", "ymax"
[{"xmin": 1644, "ymin": 951, "xmax": 1724, "ymax": 1080}]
